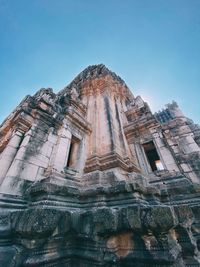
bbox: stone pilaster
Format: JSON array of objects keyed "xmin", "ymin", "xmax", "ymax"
[
  {"xmin": 0, "ymin": 130, "xmax": 24, "ymax": 185},
  {"xmin": 50, "ymin": 127, "xmax": 72, "ymax": 173}
]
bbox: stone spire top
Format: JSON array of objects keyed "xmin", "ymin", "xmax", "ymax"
[
  {"xmin": 58, "ymin": 64, "xmax": 129, "ymax": 97},
  {"xmin": 75, "ymin": 64, "xmax": 127, "ymax": 85}
]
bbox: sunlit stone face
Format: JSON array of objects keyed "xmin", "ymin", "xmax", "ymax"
[{"xmin": 0, "ymin": 65, "xmax": 199, "ymax": 266}]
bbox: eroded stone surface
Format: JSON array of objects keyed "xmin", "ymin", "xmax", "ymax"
[{"xmin": 0, "ymin": 64, "xmax": 200, "ymax": 266}]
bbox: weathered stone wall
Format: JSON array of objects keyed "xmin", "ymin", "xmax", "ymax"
[{"xmin": 0, "ymin": 64, "xmax": 200, "ymax": 266}]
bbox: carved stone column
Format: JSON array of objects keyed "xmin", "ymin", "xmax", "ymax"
[
  {"xmin": 0, "ymin": 130, "xmax": 24, "ymax": 185},
  {"xmin": 152, "ymin": 132, "xmax": 180, "ymax": 172},
  {"xmin": 50, "ymin": 127, "xmax": 72, "ymax": 173}
]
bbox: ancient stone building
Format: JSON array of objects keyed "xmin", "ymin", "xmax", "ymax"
[{"xmin": 0, "ymin": 64, "xmax": 200, "ymax": 267}]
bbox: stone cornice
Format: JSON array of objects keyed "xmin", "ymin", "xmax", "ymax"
[
  {"xmin": 124, "ymin": 117, "xmax": 159, "ymax": 141},
  {"xmin": 65, "ymin": 107, "xmax": 92, "ymax": 134},
  {"xmin": 84, "ymin": 151, "xmax": 140, "ymax": 173},
  {"xmin": 0, "ymin": 111, "xmax": 33, "ymax": 153}
]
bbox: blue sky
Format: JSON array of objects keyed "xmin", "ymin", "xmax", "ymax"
[{"xmin": 0, "ymin": 0, "xmax": 200, "ymax": 124}]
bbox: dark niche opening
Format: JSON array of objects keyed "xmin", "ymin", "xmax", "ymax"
[
  {"xmin": 66, "ymin": 136, "xmax": 80, "ymax": 169},
  {"xmin": 142, "ymin": 141, "xmax": 164, "ymax": 171}
]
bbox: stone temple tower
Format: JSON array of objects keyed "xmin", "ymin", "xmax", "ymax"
[{"xmin": 0, "ymin": 64, "xmax": 200, "ymax": 266}]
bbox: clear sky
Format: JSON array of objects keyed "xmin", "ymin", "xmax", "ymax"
[{"xmin": 0, "ymin": 0, "xmax": 200, "ymax": 124}]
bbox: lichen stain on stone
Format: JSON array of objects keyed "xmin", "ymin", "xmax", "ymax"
[
  {"xmin": 104, "ymin": 95, "xmax": 114, "ymax": 151},
  {"xmin": 107, "ymin": 232, "xmax": 134, "ymax": 258},
  {"xmin": 170, "ymin": 229, "xmax": 178, "ymax": 241},
  {"xmin": 142, "ymin": 234, "xmax": 158, "ymax": 251}
]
